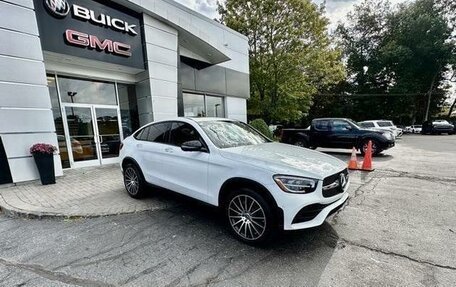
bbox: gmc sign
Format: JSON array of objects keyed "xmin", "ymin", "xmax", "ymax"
[{"xmin": 34, "ymin": 0, "xmax": 145, "ymax": 69}]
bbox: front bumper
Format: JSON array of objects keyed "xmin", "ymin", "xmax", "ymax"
[{"xmin": 267, "ymin": 178, "xmax": 350, "ymax": 230}]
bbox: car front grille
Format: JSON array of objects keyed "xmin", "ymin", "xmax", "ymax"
[{"xmin": 322, "ymin": 169, "xmax": 348, "ymax": 198}]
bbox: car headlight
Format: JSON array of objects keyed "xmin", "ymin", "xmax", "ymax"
[
  {"xmin": 382, "ymin": 132, "xmax": 393, "ymax": 140},
  {"xmin": 273, "ymin": 175, "xmax": 318, "ymax": 194}
]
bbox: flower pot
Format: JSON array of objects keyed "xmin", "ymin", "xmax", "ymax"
[{"xmin": 33, "ymin": 153, "xmax": 56, "ymax": 185}]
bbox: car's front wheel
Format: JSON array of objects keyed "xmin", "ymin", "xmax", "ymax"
[
  {"xmin": 360, "ymin": 139, "xmax": 381, "ymax": 156},
  {"xmin": 225, "ymin": 188, "xmax": 276, "ymax": 244},
  {"xmin": 123, "ymin": 163, "xmax": 146, "ymax": 199}
]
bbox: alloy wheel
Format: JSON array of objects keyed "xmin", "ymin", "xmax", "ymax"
[
  {"xmin": 228, "ymin": 194, "xmax": 266, "ymax": 241},
  {"xmin": 124, "ymin": 167, "xmax": 139, "ymax": 195}
]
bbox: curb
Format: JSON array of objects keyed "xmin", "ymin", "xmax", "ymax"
[{"xmin": 0, "ymin": 202, "xmax": 153, "ymax": 220}]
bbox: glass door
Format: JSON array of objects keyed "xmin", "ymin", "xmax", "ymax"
[
  {"xmin": 62, "ymin": 105, "xmax": 122, "ymax": 167},
  {"xmin": 64, "ymin": 106, "xmax": 100, "ymax": 168},
  {"xmin": 94, "ymin": 107, "xmax": 122, "ymax": 165}
]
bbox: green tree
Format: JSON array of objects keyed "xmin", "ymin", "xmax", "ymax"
[
  {"xmin": 334, "ymin": 0, "xmax": 455, "ymax": 123},
  {"xmin": 218, "ymin": 0, "xmax": 345, "ymax": 124}
]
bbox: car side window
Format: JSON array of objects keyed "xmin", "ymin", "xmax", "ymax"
[
  {"xmin": 135, "ymin": 127, "xmax": 149, "ymax": 141},
  {"xmin": 169, "ymin": 122, "xmax": 201, "ymax": 147},
  {"xmin": 314, "ymin": 120, "xmax": 330, "ymax": 131},
  {"xmin": 361, "ymin": 122, "xmax": 375, "ymax": 128},
  {"xmin": 146, "ymin": 123, "xmax": 170, "ymax": 143},
  {"xmin": 332, "ymin": 120, "xmax": 352, "ymax": 131}
]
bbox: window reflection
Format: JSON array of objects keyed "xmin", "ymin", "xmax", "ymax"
[
  {"xmin": 206, "ymin": 96, "xmax": 225, "ymax": 117},
  {"xmin": 118, "ymin": 84, "xmax": 139, "ymax": 137},
  {"xmin": 183, "ymin": 93, "xmax": 205, "ymax": 117},
  {"xmin": 58, "ymin": 77, "xmax": 117, "ymax": 105},
  {"xmin": 183, "ymin": 93, "xmax": 224, "ymax": 118},
  {"xmin": 47, "ymin": 75, "xmax": 70, "ymax": 168}
]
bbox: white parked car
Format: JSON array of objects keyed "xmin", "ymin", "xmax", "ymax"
[
  {"xmin": 359, "ymin": 120, "xmax": 403, "ymax": 138},
  {"xmin": 410, "ymin": 125, "xmax": 422, "ymax": 134},
  {"xmin": 119, "ymin": 118, "xmax": 349, "ymax": 244}
]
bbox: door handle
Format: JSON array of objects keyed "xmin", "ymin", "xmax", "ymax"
[
  {"xmin": 136, "ymin": 143, "xmax": 143, "ymax": 149},
  {"xmin": 164, "ymin": 148, "xmax": 174, "ymax": 153}
]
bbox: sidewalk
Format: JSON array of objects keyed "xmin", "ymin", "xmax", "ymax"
[{"xmin": 0, "ymin": 164, "xmax": 174, "ymax": 218}]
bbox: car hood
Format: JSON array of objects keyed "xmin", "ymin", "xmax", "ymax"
[{"xmin": 220, "ymin": 142, "xmax": 346, "ymax": 180}]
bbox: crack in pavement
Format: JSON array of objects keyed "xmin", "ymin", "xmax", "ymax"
[
  {"xmin": 374, "ymin": 169, "xmax": 456, "ymax": 184},
  {"xmin": 338, "ymin": 239, "xmax": 456, "ymax": 271},
  {"xmin": 0, "ymin": 257, "xmax": 115, "ymax": 287}
]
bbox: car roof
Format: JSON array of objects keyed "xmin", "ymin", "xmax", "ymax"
[{"xmin": 312, "ymin": 118, "xmax": 351, "ymax": 121}]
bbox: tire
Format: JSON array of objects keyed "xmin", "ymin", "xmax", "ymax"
[
  {"xmin": 293, "ymin": 137, "xmax": 309, "ymax": 148},
  {"xmin": 224, "ymin": 188, "xmax": 277, "ymax": 245},
  {"xmin": 360, "ymin": 139, "xmax": 381, "ymax": 156},
  {"xmin": 123, "ymin": 163, "xmax": 147, "ymax": 199}
]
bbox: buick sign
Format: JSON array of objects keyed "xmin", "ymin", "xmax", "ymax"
[
  {"xmin": 34, "ymin": 0, "xmax": 145, "ymax": 69},
  {"xmin": 44, "ymin": 0, "xmax": 70, "ymax": 18}
]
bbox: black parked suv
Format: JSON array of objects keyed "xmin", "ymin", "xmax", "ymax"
[
  {"xmin": 280, "ymin": 118, "xmax": 395, "ymax": 155},
  {"xmin": 421, "ymin": 120, "xmax": 454, "ymax": 135}
]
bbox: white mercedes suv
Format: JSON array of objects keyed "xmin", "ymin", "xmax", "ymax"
[{"xmin": 119, "ymin": 118, "xmax": 349, "ymax": 244}]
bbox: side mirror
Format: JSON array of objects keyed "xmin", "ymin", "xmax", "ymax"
[
  {"xmin": 181, "ymin": 140, "xmax": 205, "ymax": 152},
  {"xmin": 345, "ymin": 125, "xmax": 352, "ymax": 130}
]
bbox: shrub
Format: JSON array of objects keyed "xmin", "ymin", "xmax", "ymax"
[{"xmin": 249, "ymin": 119, "xmax": 273, "ymax": 139}]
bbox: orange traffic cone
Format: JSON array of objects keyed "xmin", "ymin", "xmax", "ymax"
[
  {"xmin": 361, "ymin": 140, "xmax": 375, "ymax": 171},
  {"xmin": 348, "ymin": 147, "xmax": 359, "ymax": 170}
]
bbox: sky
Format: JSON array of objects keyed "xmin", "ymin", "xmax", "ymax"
[{"xmin": 173, "ymin": 0, "xmax": 411, "ymax": 29}]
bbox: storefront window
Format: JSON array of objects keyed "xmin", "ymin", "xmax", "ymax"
[
  {"xmin": 58, "ymin": 77, "xmax": 117, "ymax": 105},
  {"xmin": 183, "ymin": 93, "xmax": 224, "ymax": 118},
  {"xmin": 118, "ymin": 84, "xmax": 139, "ymax": 137},
  {"xmin": 183, "ymin": 93, "xmax": 205, "ymax": 117},
  {"xmin": 206, "ymin": 95, "xmax": 225, "ymax": 117},
  {"xmin": 47, "ymin": 75, "xmax": 70, "ymax": 168}
]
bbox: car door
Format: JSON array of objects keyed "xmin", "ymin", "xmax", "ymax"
[
  {"xmin": 311, "ymin": 120, "xmax": 331, "ymax": 147},
  {"xmin": 329, "ymin": 119, "xmax": 357, "ymax": 148},
  {"xmin": 158, "ymin": 121, "xmax": 209, "ymax": 202},
  {"xmin": 134, "ymin": 122, "xmax": 172, "ymax": 187}
]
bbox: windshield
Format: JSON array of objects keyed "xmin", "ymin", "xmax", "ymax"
[
  {"xmin": 198, "ymin": 121, "xmax": 270, "ymax": 148},
  {"xmin": 346, "ymin": 119, "xmax": 362, "ymax": 129}
]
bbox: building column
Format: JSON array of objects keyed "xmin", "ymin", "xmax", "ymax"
[
  {"xmin": 0, "ymin": 0, "xmax": 62, "ymax": 183},
  {"xmin": 135, "ymin": 15, "xmax": 179, "ymax": 126}
]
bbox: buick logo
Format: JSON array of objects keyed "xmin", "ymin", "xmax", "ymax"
[
  {"xmin": 44, "ymin": 0, "xmax": 70, "ymax": 18},
  {"xmin": 339, "ymin": 173, "xmax": 347, "ymax": 187}
]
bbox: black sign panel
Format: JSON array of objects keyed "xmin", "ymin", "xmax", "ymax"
[{"xmin": 34, "ymin": 0, "xmax": 145, "ymax": 69}]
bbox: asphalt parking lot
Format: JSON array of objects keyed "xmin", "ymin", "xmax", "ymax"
[{"xmin": 0, "ymin": 135, "xmax": 455, "ymax": 286}]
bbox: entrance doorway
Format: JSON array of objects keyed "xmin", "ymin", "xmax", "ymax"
[{"xmin": 62, "ymin": 104, "xmax": 122, "ymax": 168}]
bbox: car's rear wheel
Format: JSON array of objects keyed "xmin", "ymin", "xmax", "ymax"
[
  {"xmin": 292, "ymin": 137, "xmax": 308, "ymax": 148},
  {"xmin": 225, "ymin": 188, "xmax": 276, "ymax": 244},
  {"xmin": 123, "ymin": 163, "xmax": 146, "ymax": 199}
]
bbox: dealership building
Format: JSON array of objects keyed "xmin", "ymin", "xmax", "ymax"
[{"xmin": 0, "ymin": 0, "xmax": 249, "ymax": 184}]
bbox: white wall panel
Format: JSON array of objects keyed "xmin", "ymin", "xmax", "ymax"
[
  {"xmin": 150, "ymin": 79, "xmax": 177, "ymax": 98},
  {"xmin": 0, "ymin": 109, "xmax": 55, "ymax": 133},
  {"xmin": 1, "ymin": 132, "xmax": 58, "ymax": 158},
  {"xmin": 144, "ymin": 13, "xmax": 178, "ymax": 35},
  {"xmin": 0, "ymin": 29, "xmax": 43, "ymax": 61},
  {"xmin": 144, "ymin": 25, "xmax": 178, "ymax": 51},
  {"xmin": 8, "ymin": 155, "xmax": 63, "ymax": 183},
  {"xmin": 0, "ymin": 1, "xmax": 38, "ymax": 35},
  {"xmin": 0, "ymin": 82, "xmax": 50, "ymax": 108},
  {"xmin": 148, "ymin": 61, "xmax": 178, "ymax": 82},
  {"xmin": 226, "ymin": 97, "xmax": 247, "ymax": 122},
  {"xmin": 152, "ymin": 96, "xmax": 177, "ymax": 115},
  {"xmin": 0, "ymin": 56, "xmax": 47, "ymax": 85},
  {"xmin": 146, "ymin": 44, "xmax": 178, "ymax": 67},
  {"xmin": 3, "ymin": 0, "xmax": 34, "ymax": 9}
]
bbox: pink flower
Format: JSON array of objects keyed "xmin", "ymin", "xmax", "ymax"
[{"xmin": 30, "ymin": 143, "xmax": 57, "ymax": 155}]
